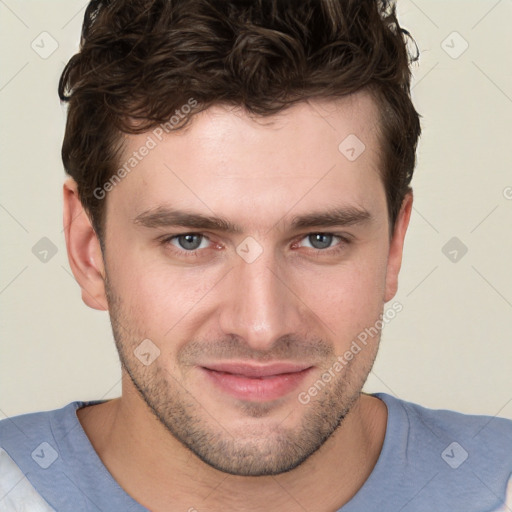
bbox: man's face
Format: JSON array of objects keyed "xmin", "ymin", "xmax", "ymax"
[{"xmin": 100, "ymin": 91, "xmax": 401, "ymax": 476}]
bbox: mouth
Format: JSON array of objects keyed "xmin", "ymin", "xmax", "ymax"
[{"xmin": 199, "ymin": 362, "xmax": 314, "ymax": 402}]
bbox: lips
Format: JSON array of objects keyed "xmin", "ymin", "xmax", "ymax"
[
  {"xmin": 202, "ymin": 362, "xmax": 311, "ymax": 378},
  {"xmin": 200, "ymin": 362, "xmax": 313, "ymax": 402}
]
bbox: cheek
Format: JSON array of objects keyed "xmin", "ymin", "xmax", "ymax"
[
  {"xmin": 293, "ymin": 246, "xmax": 388, "ymax": 336},
  {"xmin": 109, "ymin": 249, "xmax": 221, "ymax": 338}
]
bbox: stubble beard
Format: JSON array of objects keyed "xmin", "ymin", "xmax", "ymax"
[{"xmin": 104, "ymin": 277, "xmax": 380, "ymax": 476}]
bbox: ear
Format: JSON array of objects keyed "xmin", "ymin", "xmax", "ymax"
[
  {"xmin": 63, "ymin": 178, "xmax": 108, "ymax": 311},
  {"xmin": 384, "ymin": 191, "xmax": 413, "ymax": 302}
]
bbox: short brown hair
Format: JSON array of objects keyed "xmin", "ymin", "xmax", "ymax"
[{"xmin": 59, "ymin": 0, "xmax": 421, "ymax": 241}]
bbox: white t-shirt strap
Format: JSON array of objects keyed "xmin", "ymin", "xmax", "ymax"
[{"xmin": 0, "ymin": 447, "xmax": 56, "ymax": 512}]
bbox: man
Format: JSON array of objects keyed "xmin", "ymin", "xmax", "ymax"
[{"xmin": 1, "ymin": 0, "xmax": 511, "ymax": 510}]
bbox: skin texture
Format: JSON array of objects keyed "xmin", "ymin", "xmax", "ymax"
[{"xmin": 63, "ymin": 90, "xmax": 413, "ymax": 511}]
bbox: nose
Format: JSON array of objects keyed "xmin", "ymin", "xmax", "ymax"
[{"xmin": 218, "ymin": 248, "xmax": 303, "ymax": 352}]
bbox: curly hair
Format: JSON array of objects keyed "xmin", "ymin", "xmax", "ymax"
[{"xmin": 59, "ymin": 0, "xmax": 421, "ymax": 241}]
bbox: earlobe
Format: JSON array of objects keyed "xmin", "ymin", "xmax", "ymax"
[
  {"xmin": 63, "ymin": 178, "xmax": 108, "ymax": 311},
  {"xmin": 384, "ymin": 192, "xmax": 413, "ymax": 302}
]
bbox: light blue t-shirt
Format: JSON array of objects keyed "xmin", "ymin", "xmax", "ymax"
[{"xmin": 1, "ymin": 392, "xmax": 511, "ymax": 511}]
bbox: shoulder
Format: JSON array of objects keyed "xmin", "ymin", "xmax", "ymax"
[
  {"xmin": 0, "ymin": 403, "xmax": 86, "ymax": 512},
  {"xmin": 0, "ymin": 402, "xmax": 90, "ymax": 478},
  {"xmin": 383, "ymin": 393, "xmax": 512, "ymax": 447},
  {"xmin": 351, "ymin": 394, "xmax": 512, "ymax": 511},
  {"xmin": 0, "ymin": 400, "xmax": 147, "ymax": 512},
  {"xmin": 376, "ymin": 393, "xmax": 512, "ymax": 504},
  {"xmin": 0, "ymin": 402, "xmax": 84, "ymax": 450}
]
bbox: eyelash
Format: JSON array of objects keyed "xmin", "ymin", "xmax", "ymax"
[{"xmin": 159, "ymin": 232, "xmax": 351, "ymax": 259}]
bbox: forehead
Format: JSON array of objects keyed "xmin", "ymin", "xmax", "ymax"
[{"xmin": 107, "ymin": 91, "xmax": 385, "ymax": 230}]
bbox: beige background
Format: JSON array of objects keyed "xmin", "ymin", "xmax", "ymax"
[{"xmin": 0, "ymin": 0, "xmax": 511, "ymax": 420}]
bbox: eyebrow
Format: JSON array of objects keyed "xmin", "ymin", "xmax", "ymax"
[{"xmin": 133, "ymin": 205, "xmax": 372, "ymax": 233}]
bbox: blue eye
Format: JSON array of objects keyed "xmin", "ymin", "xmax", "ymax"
[
  {"xmin": 299, "ymin": 233, "xmax": 343, "ymax": 250},
  {"xmin": 302, "ymin": 233, "xmax": 349, "ymax": 254},
  {"xmin": 162, "ymin": 233, "xmax": 213, "ymax": 257},
  {"xmin": 168, "ymin": 234, "xmax": 210, "ymax": 251}
]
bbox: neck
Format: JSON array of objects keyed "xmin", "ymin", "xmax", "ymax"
[{"xmin": 78, "ymin": 379, "xmax": 387, "ymax": 512}]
